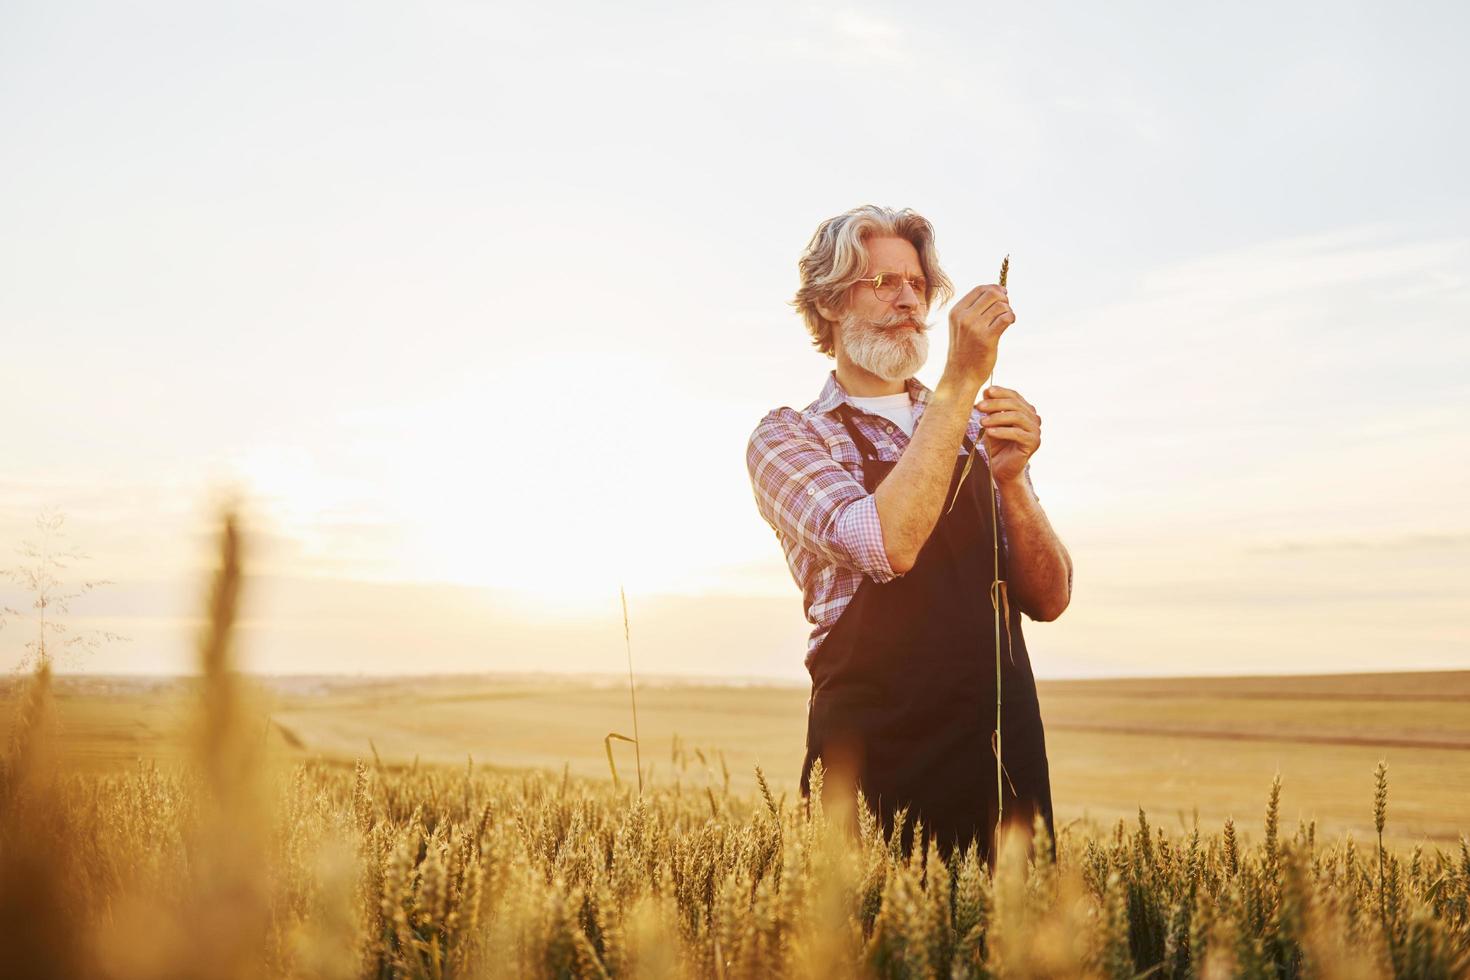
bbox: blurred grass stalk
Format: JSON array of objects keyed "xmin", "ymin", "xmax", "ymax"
[{"xmin": 182, "ymin": 507, "xmax": 275, "ymax": 980}]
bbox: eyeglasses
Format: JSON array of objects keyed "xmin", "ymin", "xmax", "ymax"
[{"xmin": 854, "ymin": 272, "xmax": 928, "ymax": 303}]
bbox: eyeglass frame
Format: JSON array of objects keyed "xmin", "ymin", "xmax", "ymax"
[{"xmin": 853, "ymin": 272, "xmax": 929, "ymax": 303}]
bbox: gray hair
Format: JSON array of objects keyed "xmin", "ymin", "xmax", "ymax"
[{"xmin": 791, "ymin": 205, "xmax": 954, "ymax": 357}]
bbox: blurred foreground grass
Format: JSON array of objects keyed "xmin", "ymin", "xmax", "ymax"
[{"xmin": 1, "ymin": 511, "xmax": 1467, "ymax": 977}]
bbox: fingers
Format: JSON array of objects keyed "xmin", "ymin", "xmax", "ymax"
[
  {"xmin": 954, "ymin": 283, "xmax": 991, "ymax": 313},
  {"xmin": 956, "ymin": 283, "xmax": 1007, "ymax": 315},
  {"xmin": 978, "ymin": 409, "xmax": 1032, "ymax": 427},
  {"xmin": 980, "ymin": 426, "xmax": 1036, "ymax": 452},
  {"xmin": 979, "ymin": 387, "xmax": 1036, "ymax": 414},
  {"xmin": 981, "ymin": 385, "xmax": 1026, "ymax": 403},
  {"xmin": 977, "ymin": 385, "xmax": 1041, "ymax": 460},
  {"xmin": 978, "ymin": 400, "xmax": 1037, "ymax": 422},
  {"xmin": 972, "ymin": 290, "xmax": 1010, "ymax": 322},
  {"xmin": 986, "ymin": 306, "xmax": 1016, "ymax": 335}
]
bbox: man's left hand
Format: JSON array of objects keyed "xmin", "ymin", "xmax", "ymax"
[{"xmin": 977, "ymin": 385, "xmax": 1041, "ymax": 485}]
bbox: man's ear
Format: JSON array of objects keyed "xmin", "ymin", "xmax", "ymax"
[{"xmin": 815, "ymin": 302, "xmax": 839, "ymax": 323}]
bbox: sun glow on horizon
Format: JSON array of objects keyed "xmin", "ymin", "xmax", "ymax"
[{"xmin": 215, "ymin": 351, "xmax": 784, "ymax": 613}]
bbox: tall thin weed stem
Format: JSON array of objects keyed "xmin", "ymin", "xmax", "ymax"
[{"xmin": 604, "ymin": 585, "xmax": 644, "ymax": 794}]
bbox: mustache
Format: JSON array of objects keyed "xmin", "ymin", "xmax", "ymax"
[{"xmin": 866, "ymin": 311, "xmax": 927, "ymax": 332}]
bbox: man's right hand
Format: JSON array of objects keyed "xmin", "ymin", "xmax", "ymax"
[
  {"xmin": 944, "ymin": 284, "xmax": 1015, "ymax": 390},
  {"xmin": 872, "ymin": 282, "xmax": 1013, "ymax": 574}
]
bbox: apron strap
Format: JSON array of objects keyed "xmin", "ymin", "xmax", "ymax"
[
  {"xmin": 835, "ymin": 401, "xmax": 980, "ymax": 462},
  {"xmin": 833, "ymin": 403, "xmax": 883, "ymax": 461}
]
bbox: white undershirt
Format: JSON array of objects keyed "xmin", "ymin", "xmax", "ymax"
[
  {"xmin": 848, "ymin": 391, "xmax": 916, "ymax": 438},
  {"xmin": 848, "ymin": 386, "xmax": 1041, "ymax": 502}
]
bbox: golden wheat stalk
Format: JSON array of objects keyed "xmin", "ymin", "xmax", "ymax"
[
  {"xmin": 605, "ymin": 584, "xmax": 644, "ymax": 794},
  {"xmin": 990, "ymin": 254, "xmax": 1012, "ymax": 854},
  {"xmin": 944, "ymin": 256, "xmax": 1017, "ymax": 857},
  {"xmin": 942, "ymin": 256, "xmax": 1017, "ymax": 856}
]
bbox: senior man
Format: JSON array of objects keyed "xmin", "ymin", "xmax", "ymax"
[{"xmin": 745, "ymin": 204, "xmax": 1073, "ymax": 864}]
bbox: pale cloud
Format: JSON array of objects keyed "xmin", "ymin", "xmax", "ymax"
[
  {"xmin": 762, "ymin": 5, "xmax": 921, "ymax": 67},
  {"xmin": 1134, "ymin": 225, "xmax": 1470, "ymax": 304},
  {"xmin": 1244, "ymin": 532, "xmax": 1470, "ymax": 555}
]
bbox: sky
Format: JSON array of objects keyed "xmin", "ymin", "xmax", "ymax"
[{"xmin": 1, "ymin": 1, "xmax": 1467, "ymax": 680}]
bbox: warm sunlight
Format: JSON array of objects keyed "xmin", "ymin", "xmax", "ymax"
[
  {"xmin": 4, "ymin": 5, "xmax": 1466, "ymax": 976},
  {"xmin": 224, "ymin": 352, "xmax": 768, "ymax": 614},
  {"xmin": 4, "ymin": 2, "xmax": 1464, "ymax": 684}
]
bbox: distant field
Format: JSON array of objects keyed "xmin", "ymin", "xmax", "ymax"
[{"xmin": 8, "ymin": 669, "xmax": 1467, "ymax": 851}]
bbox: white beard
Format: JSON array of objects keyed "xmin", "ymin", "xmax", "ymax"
[{"xmin": 839, "ymin": 308, "xmax": 930, "ymax": 381}]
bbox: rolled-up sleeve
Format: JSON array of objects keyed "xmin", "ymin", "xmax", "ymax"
[{"xmin": 746, "ymin": 410, "xmax": 899, "ymax": 583}]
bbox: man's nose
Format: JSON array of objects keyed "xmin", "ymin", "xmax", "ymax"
[{"xmin": 893, "ymin": 280, "xmax": 920, "ymax": 310}]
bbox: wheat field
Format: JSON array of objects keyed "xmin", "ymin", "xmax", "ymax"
[
  {"xmin": 20, "ymin": 670, "xmax": 1469, "ymax": 852},
  {"xmin": 2, "ymin": 512, "xmax": 1467, "ymax": 978}
]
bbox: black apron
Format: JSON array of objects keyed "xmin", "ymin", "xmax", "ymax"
[{"xmin": 799, "ymin": 402, "xmax": 1055, "ymax": 866}]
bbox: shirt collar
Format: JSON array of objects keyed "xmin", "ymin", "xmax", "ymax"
[{"xmin": 811, "ymin": 370, "xmax": 931, "ymax": 417}]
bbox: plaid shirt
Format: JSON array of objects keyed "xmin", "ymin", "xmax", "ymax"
[{"xmin": 746, "ymin": 370, "xmax": 1036, "ymax": 670}]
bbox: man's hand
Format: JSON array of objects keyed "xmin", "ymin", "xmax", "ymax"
[
  {"xmin": 943, "ymin": 285, "xmax": 1014, "ymax": 392},
  {"xmin": 977, "ymin": 385, "xmax": 1041, "ymax": 485},
  {"xmin": 978, "ymin": 385, "xmax": 1071, "ymax": 620}
]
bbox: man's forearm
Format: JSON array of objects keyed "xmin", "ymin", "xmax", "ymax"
[
  {"xmin": 873, "ymin": 371, "xmax": 982, "ymax": 573},
  {"xmin": 995, "ymin": 474, "xmax": 1072, "ymax": 621}
]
